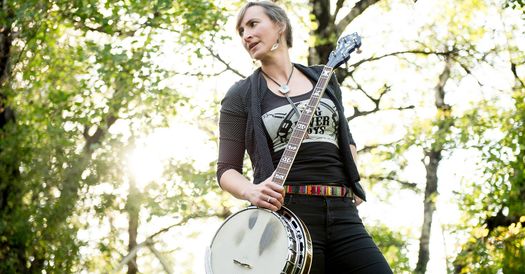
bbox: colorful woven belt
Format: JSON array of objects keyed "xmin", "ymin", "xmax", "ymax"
[{"xmin": 285, "ymin": 184, "xmax": 352, "ymax": 197}]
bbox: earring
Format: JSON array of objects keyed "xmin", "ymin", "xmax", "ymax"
[{"xmin": 270, "ymin": 37, "xmax": 280, "ymax": 51}]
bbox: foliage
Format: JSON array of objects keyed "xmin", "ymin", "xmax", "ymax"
[
  {"xmin": 504, "ymin": 0, "xmax": 525, "ymax": 11},
  {"xmin": 453, "ymin": 88, "xmax": 525, "ymax": 273},
  {"xmin": 1, "ymin": 0, "xmax": 524, "ymax": 273},
  {"xmin": 368, "ymin": 224, "xmax": 412, "ymax": 273},
  {"xmin": 0, "ymin": 0, "xmax": 225, "ymax": 272},
  {"xmin": 341, "ymin": 0, "xmax": 524, "ymax": 272},
  {"xmin": 450, "ymin": 0, "xmax": 525, "ymax": 266},
  {"xmin": 453, "ymin": 222, "xmax": 525, "ymax": 273}
]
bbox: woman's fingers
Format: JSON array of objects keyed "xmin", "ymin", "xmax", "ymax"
[
  {"xmin": 252, "ymin": 178, "xmax": 286, "ymax": 211},
  {"xmin": 354, "ymin": 196, "xmax": 363, "ymax": 206},
  {"xmin": 264, "ymin": 186, "xmax": 284, "ymax": 203},
  {"xmin": 267, "ymin": 190, "xmax": 284, "ymax": 205},
  {"xmin": 259, "ymin": 193, "xmax": 282, "ymax": 211},
  {"xmin": 268, "ymin": 182, "xmax": 285, "ymax": 199}
]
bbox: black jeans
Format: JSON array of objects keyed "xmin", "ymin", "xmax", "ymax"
[{"xmin": 284, "ymin": 194, "xmax": 393, "ymax": 274}]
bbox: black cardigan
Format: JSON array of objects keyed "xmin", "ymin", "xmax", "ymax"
[{"xmin": 217, "ymin": 63, "xmax": 366, "ymax": 201}]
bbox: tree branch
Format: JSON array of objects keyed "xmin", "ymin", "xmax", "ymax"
[
  {"xmin": 352, "ymin": 49, "xmax": 457, "ymax": 69},
  {"xmin": 510, "ymin": 62, "xmax": 524, "ymax": 88},
  {"xmin": 346, "ymin": 76, "xmax": 415, "ymax": 121},
  {"xmin": 174, "ymin": 68, "xmax": 228, "ymax": 78},
  {"xmin": 334, "ymin": 48, "xmax": 457, "ymax": 83},
  {"xmin": 447, "ymin": 55, "xmax": 485, "ymax": 88},
  {"xmin": 204, "ymin": 45, "xmax": 246, "ymax": 78},
  {"xmin": 83, "ymin": 114, "xmax": 117, "ymax": 153},
  {"xmin": 112, "ymin": 213, "xmax": 216, "ymax": 273},
  {"xmin": 365, "ymin": 174, "xmax": 420, "ymax": 192},
  {"xmin": 147, "ymin": 243, "xmax": 174, "ymax": 274},
  {"xmin": 334, "ymin": 0, "xmax": 345, "ymax": 19},
  {"xmin": 336, "ymin": 0, "xmax": 381, "ymax": 34},
  {"xmin": 357, "ymin": 138, "xmax": 404, "ymax": 155}
]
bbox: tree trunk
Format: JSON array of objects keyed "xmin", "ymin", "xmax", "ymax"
[
  {"xmin": 0, "ymin": 2, "xmax": 13, "ymax": 85},
  {"xmin": 127, "ymin": 179, "xmax": 140, "ymax": 274},
  {"xmin": 415, "ymin": 149, "xmax": 440, "ymax": 273},
  {"xmin": 414, "ymin": 57, "xmax": 452, "ymax": 274},
  {"xmin": 0, "ymin": 4, "xmax": 26, "ymax": 272},
  {"xmin": 308, "ymin": 0, "xmax": 335, "ymax": 66},
  {"xmin": 308, "ymin": 0, "xmax": 381, "ymax": 82},
  {"xmin": 0, "ymin": 2, "xmax": 14, "ymax": 139}
]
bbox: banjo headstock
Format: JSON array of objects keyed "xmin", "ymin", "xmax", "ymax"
[{"xmin": 326, "ymin": 32, "xmax": 362, "ymax": 69}]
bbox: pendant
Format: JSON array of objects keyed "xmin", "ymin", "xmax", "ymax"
[{"xmin": 279, "ymin": 85, "xmax": 290, "ymax": 94}]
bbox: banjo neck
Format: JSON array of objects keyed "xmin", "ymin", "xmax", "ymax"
[{"xmin": 272, "ymin": 65, "xmax": 334, "ymax": 186}]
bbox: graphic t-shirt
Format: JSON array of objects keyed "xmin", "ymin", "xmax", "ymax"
[{"xmin": 261, "ymin": 89, "xmax": 347, "ymax": 185}]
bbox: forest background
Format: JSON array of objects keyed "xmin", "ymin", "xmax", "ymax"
[{"xmin": 0, "ymin": 0, "xmax": 524, "ymax": 273}]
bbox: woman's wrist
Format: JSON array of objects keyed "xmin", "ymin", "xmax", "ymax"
[{"xmin": 241, "ymin": 182, "xmax": 254, "ymax": 202}]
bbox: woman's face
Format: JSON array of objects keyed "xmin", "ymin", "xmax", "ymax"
[{"xmin": 238, "ymin": 6, "xmax": 282, "ymax": 60}]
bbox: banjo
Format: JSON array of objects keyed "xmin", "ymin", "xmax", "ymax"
[{"xmin": 206, "ymin": 33, "xmax": 362, "ymax": 274}]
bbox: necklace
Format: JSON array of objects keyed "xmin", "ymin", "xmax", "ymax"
[
  {"xmin": 261, "ymin": 66, "xmax": 294, "ymax": 94},
  {"xmin": 262, "ymin": 66, "xmax": 302, "ymax": 119}
]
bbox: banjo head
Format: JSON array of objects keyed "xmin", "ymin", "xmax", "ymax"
[{"xmin": 207, "ymin": 207, "xmax": 294, "ymax": 274}]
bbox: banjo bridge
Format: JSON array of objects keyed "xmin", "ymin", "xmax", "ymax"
[{"xmin": 233, "ymin": 259, "xmax": 253, "ymax": 269}]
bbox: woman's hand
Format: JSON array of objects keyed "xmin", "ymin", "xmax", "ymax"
[
  {"xmin": 354, "ymin": 196, "xmax": 363, "ymax": 206},
  {"xmin": 243, "ymin": 175, "xmax": 285, "ymax": 211}
]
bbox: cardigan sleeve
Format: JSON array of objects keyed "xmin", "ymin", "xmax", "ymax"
[{"xmin": 216, "ymin": 81, "xmax": 248, "ymax": 186}]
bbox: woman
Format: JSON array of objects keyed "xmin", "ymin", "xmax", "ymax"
[{"xmin": 217, "ymin": 1, "xmax": 392, "ymax": 273}]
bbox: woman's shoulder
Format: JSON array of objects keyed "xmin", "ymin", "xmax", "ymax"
[
  {"xmin": 224, "ymin": 68, "xmax": 262, "ymax": 96},
  {"xmin": 223, "ymin": 75, "xmax": 252, "ymax": 103},
  {"xmin": 221, "ymin": 72, "xmax": 257, "ymax": 114},
  {"xmin": 294, "ymin": 63, "xmax": 324, "ymax": 76}
]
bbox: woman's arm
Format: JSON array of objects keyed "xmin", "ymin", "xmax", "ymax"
[
  {"xmin": 217, "ymin": 82, "xmax": 283, "ymax": 211},
  {"xmin": 220, "ymin": 169, "xmax": 284, "ymax": 211}
]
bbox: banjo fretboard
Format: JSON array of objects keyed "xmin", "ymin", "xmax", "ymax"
[{"xmin": 272, "ymin": 66, "xmax": 334, "ymax": 186}]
